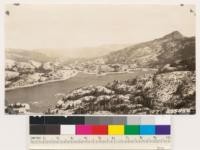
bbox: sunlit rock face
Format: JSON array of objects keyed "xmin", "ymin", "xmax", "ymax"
[
  {"xmin": 50, "ymin": 70, "xmax": 195, "ymax": 115},
  {"xmin": 5, "ymin": 103, "xmax": 31, "ymax": 114}
]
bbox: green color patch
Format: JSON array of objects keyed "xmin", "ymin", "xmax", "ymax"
[{"xmin": 125, "ymin": 125, "xmax": 140, "ymax": 135}]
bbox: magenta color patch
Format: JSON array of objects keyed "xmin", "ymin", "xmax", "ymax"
[{"xmin": 76, "ymin": 125, "xmax": 93, "ymax": 135}]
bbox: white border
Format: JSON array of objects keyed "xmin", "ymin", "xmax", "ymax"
[
  {"xmin": 3, "ymin": 0, "xmax": 198, "ymax": 4},
  {"xmin": 0, "ymin": 1, "xmax": 200, "ymax": 150},
  {"xmin": 1, "ymin": 0, "xmax": 198, "ymax": 117}
]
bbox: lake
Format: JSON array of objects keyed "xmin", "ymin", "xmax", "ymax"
[{"xmin": 5, "ymin": 71, "xmax": 152, "ymax": 113}]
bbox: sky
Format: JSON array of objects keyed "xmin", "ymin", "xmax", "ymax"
[{"xmin": 5, "ymin": 4, "xmax": 195, "ymax": 50}]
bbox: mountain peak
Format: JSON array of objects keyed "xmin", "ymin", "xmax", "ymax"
[{"xmin": 162, "ymin": 31, "xmax": 184, "ymax": 40}]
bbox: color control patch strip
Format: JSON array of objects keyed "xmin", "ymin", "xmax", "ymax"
[
  {"xmin": 29, "ymin": 116, "xmax": 171, "ymax": 150},
  {"xmin": 30, "ymin": 116, "xmax": 170, "ymax": 135}
]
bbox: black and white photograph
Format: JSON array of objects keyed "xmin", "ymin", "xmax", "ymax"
[{"xmin": 5, "ymin": 4, "xmax": 196, "ymax": 115}]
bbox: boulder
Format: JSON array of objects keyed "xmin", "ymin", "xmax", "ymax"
[{"xmin": 5, "ymin": 71, "xmax": 19, "ymax": 81}]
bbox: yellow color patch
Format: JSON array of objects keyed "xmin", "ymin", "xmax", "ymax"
[{"xmin": 108, "ymin": 125, "xmax": 124, "ymax": 135}]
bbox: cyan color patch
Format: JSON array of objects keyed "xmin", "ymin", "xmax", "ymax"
[{"xmin": 140, "ymin": 125, "xmax": 155, "ymax": 135}]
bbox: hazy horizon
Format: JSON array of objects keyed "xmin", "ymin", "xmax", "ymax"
[{"xmin": 6, "ymin": 4, "xmax": 195, "ymax": 52}]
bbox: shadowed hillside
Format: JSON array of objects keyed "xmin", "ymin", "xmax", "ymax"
[
  {"xmin": 104, "ymin": 31, "xmax": 195, "ymax": 70},
  {"xmin": 47, "ymin": 31, "xmax": 195, "ymax": 115}
]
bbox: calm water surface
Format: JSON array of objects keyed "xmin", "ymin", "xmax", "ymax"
[{"xmin": 5, "ymin": 71, "xmax": 151, "ymax": 113}]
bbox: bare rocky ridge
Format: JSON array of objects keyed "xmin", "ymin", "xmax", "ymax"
[
  {"xmin": 5, "ymin": 31, "xmax": 196, "ymax": 114},
  {"xmin": 48, "ymin": 31, "xmax": 195, "ymax": 115},
  {"xmin": 5, "ymin": 59, "xmax": 77, "ymax": 89},
  {"xmin": 104, "ymin": 31, "xmax": 195, "ymax": 70},
  {"xmin": 49, "ymin": 71, "xmax": 195, "ymax": 115}
]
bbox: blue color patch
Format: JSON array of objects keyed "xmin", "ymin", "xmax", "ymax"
[{"xmin": 140, "ymin": 125, "xmax": 155, "ymax": 135}]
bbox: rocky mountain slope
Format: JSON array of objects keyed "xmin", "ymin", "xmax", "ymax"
[
  {"xmin": 48, "ymin": 31, "xmax": 195, "ymax": 115},
  {"xmin": 49, "ymin": 71, "xmax": 195, "ymax": 115},
  {"xmin": 104, "ymin": 31, "xmax": 195, "ymax": 70},
  {"xmin": 5, "ymin": 50, "xmax": 76, "ymax": 89},
  {"xmin": 5, "ymin": 31, "xmax": 196, "ymax": 114}
]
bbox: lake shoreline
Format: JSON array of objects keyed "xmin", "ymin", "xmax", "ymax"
[
  {"xmin": 5, "ymin": 71, "xmax": 79, "ymax": 92},
  {"xmin": 6, "ymin": 70, "xmax": 153, "ymax": 113},
  {"xmin": 5, "ymin": 69, "xmax": 154, "ymax": 92},
  {"xmin": 5, "ymin": 71, "xmax": 140, "ymax": 92}
]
